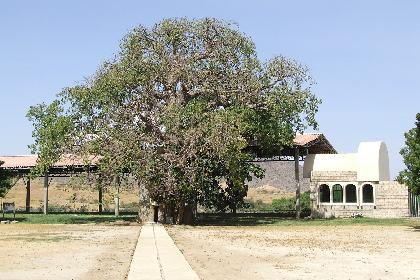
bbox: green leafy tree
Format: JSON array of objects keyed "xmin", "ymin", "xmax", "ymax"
[
  {"xmin": 0, "ymin": 161, "xmax": 13, "ymax": 198},
  {"xmin": 26, "ymin": 100, "xmax": 74, "ymax": 175},
  {"xmin": 398, "ymin": 113, "xmax": 420, "ymax": 195},
  {"xmin": 28, "ymin": 18, "xmax": 320, "ymax": 223}
]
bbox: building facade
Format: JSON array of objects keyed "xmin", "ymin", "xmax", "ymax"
[{"xmin": 303, "ymin": 142, "xmax": 410, "ymax": 218}]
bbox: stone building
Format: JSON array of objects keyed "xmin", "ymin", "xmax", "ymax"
[{"xmin": 303, "ymin": 141, "xmax": 410, "ymax": 218}]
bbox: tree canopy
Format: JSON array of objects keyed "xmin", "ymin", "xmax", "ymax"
[
  {"xmin": 27, "ymin": 18, "xmax": 321, "ymax": 221},
  {"xmin": 0, "ymin": 161, "xmax": 13, "ymax": 198},
  {"xmin": 398, "ymin": 113, "xmax": 420, "ymax": 195}
]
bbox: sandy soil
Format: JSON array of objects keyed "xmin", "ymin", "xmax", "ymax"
[
  {"xmin": 167, "ymin": 225, "xmax": 420, "ymax": 280},
  {"xmin": 0, "ymin": 224, "xmax": 140, "ymax": 280}
]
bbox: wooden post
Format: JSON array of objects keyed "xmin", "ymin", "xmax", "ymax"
[
  {"xmin": 43, "ymin": 173, "xmax": 49, "ymax": 215},
  {"xmin": 98, "ymin": 185, "xmax": 103, "ymax": 214},
  {"xmin": 25, "ymin": 177, "xmax": 31, "ymax": 213},
  {"xmin": 294, "ymin": 147, "xmax": 301, "ymax": 219},
  {"xmin": 114, "ymin": 176, "xmax": 120, "ymax": 217}
]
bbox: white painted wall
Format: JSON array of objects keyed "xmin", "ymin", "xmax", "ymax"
[
  {"xmin": 303, "ymin": 153, "xmax": 357, "ymax": 178},
  {"xmin": 303, "ymin": 141, "xmax": 390, "ymax": 182}
]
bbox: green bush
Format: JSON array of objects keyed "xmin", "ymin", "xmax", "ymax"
[
  {"xmin": 271, "ymin": 191, "xmax": 311, "ymax": 212},
  {"xmin": 272, "ymin": 197, "xmax": 295, "ymax": 211},
  {"xmin": 47, "ymin": 204, "xmax": 72, "ymax": 212},
  {"xmin": 300, "ymin": 191, "xmax": 311, "ymax": 211},
  {"xmin": 243, "ymin": 199, "xmax": 273, "ymax": 211}
]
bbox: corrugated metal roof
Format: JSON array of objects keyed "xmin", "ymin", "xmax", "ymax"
[
  {"xmin": 0, "ymin": 154, "xmax": 99, "ymax": 169},
  {"xmin": 0, "ymin": 134, "xmax": 335, "ymax": 170},
  {"xmin": 0, "ymin": 155, "xmax": 37, "ymax": 168}
]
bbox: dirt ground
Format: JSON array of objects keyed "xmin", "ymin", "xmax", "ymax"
[
  {"xmin": 167, "ymin": 225, "xmax": 420, "ymax": 280},
  {"xmin": 0, "ymin": 224, "xmax": 140, "ymax": 280}
]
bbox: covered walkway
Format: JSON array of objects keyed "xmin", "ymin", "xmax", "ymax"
[
  {"xmin": 0, "ymin": 133, "xmax": 336, "ymax": 216},
  {"xmin": 0, "ymin": 154, "xmax": 99, "ymax": 214}
]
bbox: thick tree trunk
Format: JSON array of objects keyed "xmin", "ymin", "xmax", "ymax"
[
  {"xmin": 182, "ymin": 205, "xmax": 194, "ymax": 225},
  {"xmin": 177, "ymin": 203, "xmax": 185, "ymax": 224},
  {"xmin": 167, "ymin": 205, "xmax": 176, "ymax": 224},
  {"xmin": 114, "ymin": 176, "xmax": 120, "ymax": 217},
  {"xmin": 176, "ymin": 204, "xmax": 194, "ymax": 225},
  {"xmin": 138, "ymin": 182, "xmax": 152, "ymax": 224}
]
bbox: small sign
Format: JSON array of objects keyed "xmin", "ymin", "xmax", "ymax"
[
  {"xmin": 2, "ymin": 202, "xmax": 16, "ymax": 220},
  {"xmin": 3, "ymin": 202, "xmax": 15, "ymax": 213}
]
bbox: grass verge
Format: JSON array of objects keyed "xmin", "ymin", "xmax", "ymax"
[
  {"xmin": 271, "ymin": 217, "xmax": 420, "ymax": 227},
  {"xmin": 0, "ymin": 213, "xmax": 138, "ymax": 224}
]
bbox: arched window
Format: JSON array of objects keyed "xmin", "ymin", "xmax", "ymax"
[
  {"xmin": 332, "ymin": 184, "xmax": 343, "ymax": 203},
  {"xmin": 319, "ymin": 184, "xmax": 330, "ymax": 203},
  {"xmin": 345, "ymin": 184, "xmax": 357, "ymax": 203},
  {"xmin": 362, "ymin": 184, "xmax": 374, "ymax": 203}
]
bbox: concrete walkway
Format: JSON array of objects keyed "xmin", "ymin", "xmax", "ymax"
[{"xmin": 127, "ymin": 223, "xmax": 200, "ymax": 280}]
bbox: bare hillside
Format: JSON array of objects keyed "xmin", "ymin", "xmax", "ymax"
[{"xmin": 247, "ymin": 161, "xmax": 309, "ymax": 192}]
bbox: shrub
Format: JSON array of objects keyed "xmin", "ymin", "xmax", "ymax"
[
  {"xmin": 300, "ymin": 191, "xmax": 311, "ymax": 211},
  {"xmin": 271, "ymin": 191, "xmax": 311, "ymax": 212},
  {"xmin": 47, "ymin": 204, "xmax": 71, "ymax": 213},
  {"xmin": 243, "ymin": 199, "xmax": 273, "ymax": 211},
  {"xmin": 272, "ymin": 197, "xmax": 295, "ymax": 211}
]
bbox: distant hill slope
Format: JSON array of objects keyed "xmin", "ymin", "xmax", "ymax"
[{"xmin": 247, "ymin": 161, "xmax": 309, "ymax": 193}]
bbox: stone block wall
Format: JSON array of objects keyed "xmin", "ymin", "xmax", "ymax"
[
  {"xmin": 310, "ymin": 171, "xmax": 409, "ymax": 218},
  {"xmin": 311, "ymin": 171, "xmax": 357, "ymax": 183},
  {"xmin": 374, "ymin": 181, "xmax": 410, "ymax": 218}
]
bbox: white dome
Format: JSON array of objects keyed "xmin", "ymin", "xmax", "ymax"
[{"xmin": 357, "ymin": 141, "xmax": 390, "ymax": 181}]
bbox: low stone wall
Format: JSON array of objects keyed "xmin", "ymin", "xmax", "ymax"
[{"xmin": 310, "ymin": 171, "xmax": 409, "ymax": 218}]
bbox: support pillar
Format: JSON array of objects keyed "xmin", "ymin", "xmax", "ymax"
[
  {"xmin": 43, "ymin": 173, "xmax": 49, "ymax": 215},
  {"xmin": 25, "ymin": 177, "xmax": 31, "ymax": 213},
  {"xmin": 98, "ymin": 186, "xmax": 103, "ymax": 214},
  {"xmin": 294, "ymin": 147, "xmax": 301, "ymax": 219}
]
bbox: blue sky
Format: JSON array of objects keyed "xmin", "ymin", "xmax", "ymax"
[{"xmin": 0, "ymin": 1, "xmax": 419, "ymax": 178}]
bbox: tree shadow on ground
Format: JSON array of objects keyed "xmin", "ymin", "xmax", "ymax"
[
  {"xmin": 195, "ymin": 212, "xmax": 310, "ymax": 226},
  {"xmin": 194, "ymin": 214, "xmax": 420, "ymax": 228},
  {"xmin": 0, "ymin": 217, "xmax": 26, "ymax": 223},
  {"xmin": 411, "ymin": 226, "xmax": 420, "ymax": 232}
]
